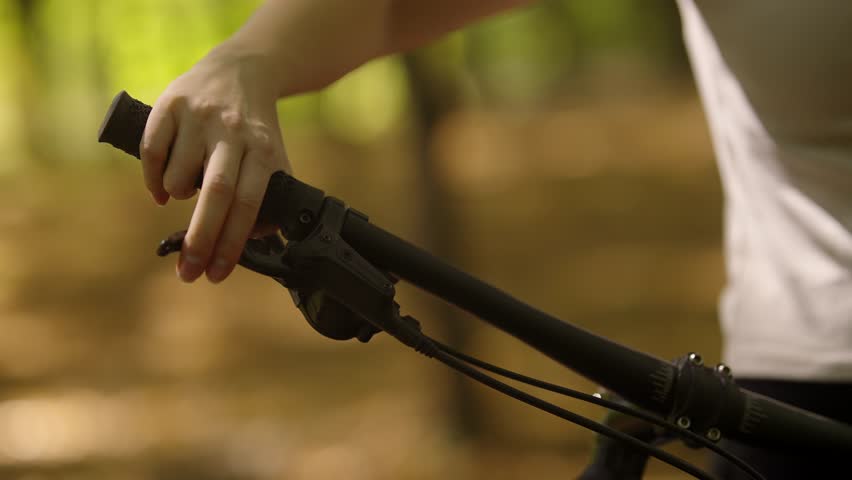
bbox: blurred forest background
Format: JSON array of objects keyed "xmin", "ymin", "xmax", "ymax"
[{"xmin": 0, "ymin": 1, "xmax": 726, "ymax": 479}]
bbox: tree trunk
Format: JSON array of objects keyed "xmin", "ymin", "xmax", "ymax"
[
  {"xmin": 402, "ymin": 51, "xmax": 482, "ymax": 440},
  {"xmin": 15, "ymin": 0, "xmax": 47, "ymax": 164}
]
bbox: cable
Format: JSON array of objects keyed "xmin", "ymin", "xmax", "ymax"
[
  {"xmin": 420, "ymin": 341, "xmax": 716, "ymax": 480},
  {"xmin": 431, "ymin": 339, "xmax": 764, "ymax": 480}
]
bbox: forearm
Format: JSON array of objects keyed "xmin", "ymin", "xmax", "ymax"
[{"xmin": 221, "ymin": 0, "xmax": 532, "ymax": 97}]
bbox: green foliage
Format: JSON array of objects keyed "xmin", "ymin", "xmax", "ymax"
[
  {"xmin": 94, "ymin": 0, "xmax": 259, "ymax": 100},
  {"xmin": 468, "ymin": 2, "xmax": 578, "ymax": 103},
  {"xmin": 0, "ymin": 0, "xmax": 686, "ymax": 167},
  {"xmin": 318, "ymin": 57, "xmax": 410, "ymax": 143},
  {"xmin": 0, "ymin": 1, "xmax": 25, "ymax": 172}
]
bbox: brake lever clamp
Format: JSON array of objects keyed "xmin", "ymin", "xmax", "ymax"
[{"xmin": 276, "ymin": 196, "xmax": 397, "ymax": 343}]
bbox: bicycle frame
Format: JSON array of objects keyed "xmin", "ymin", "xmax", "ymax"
[{"xmin": 99, "ymin": 91, "xmax": 852, "ymax": 477}]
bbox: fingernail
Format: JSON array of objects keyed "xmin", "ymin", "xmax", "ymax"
[
  {"xmin": 206, "ymin": 258, "xmax": 230, "ymax": 284},
  {"xmin": 178, "ymin": 254, "xmax": 203, "ymax": 283},
  {"xmin": 152, "ymin": 192, "xmax": 169, "ymax": 206}
]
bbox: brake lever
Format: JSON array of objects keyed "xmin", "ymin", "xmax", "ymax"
[
  {"xmin": 156, "ymin": 230, "xmax": 300, "ymax": 282},
  {"xmin": 154, "ymin": 223, "xmax": 384, "ymax": 343}
]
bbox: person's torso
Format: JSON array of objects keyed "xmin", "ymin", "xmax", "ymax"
[{"xmin": 677, "ymin": 0, "xmax": 852, "ymax": 380}]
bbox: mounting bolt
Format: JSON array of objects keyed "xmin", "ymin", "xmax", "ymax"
[
  {"xmin": 688, "ymin": 352, "xmax": 703, "ymax": 366},
  {"xmin": 299, "ymin": 212, "xmax": 313, "ymax": 224},
  {"xmin": 715, "ymin": 363, "xmax": 732, "ymax": 378},
  {"xmin": 706, "ymin": 428, "xmax": 721, "ymax": 442},
  {"xmin": 676, "ymin": 416, "xmax": 691, "ymax": 429}
]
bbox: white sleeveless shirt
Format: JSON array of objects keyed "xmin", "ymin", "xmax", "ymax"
[{"xmin": 676, "ymin": 0, "xmax": 852, "ymax": 380}]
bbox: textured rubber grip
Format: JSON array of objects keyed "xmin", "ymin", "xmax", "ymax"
[{"xmin": 98, "ymin": 90, "xmax": 151, "ymax": 159}]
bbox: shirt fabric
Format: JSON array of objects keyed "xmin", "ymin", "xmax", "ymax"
[{"xmin": 676, "ymin": 0, "xmax": 852, "ymax": 380}]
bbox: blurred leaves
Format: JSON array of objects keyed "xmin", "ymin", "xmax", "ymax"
[{"xmin": 1, "ymin": 0, "xmax": 687, "ymax": 170}]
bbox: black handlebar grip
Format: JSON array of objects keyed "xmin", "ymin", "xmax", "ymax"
[{"xmin": 98, "ymin": 90, "xmax": 151, "ymax": 159}]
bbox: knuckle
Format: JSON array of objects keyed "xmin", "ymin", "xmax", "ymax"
[
  {"xmin": 249, "ymin": 137, "xmax": 284, "ymax": 172},
  {"xmin": 205, "ymin": 173, "xmax": 236, "ymax": 197},
  {"xmin": 190, "ymin": 99, "xmax": 218, "ymax": 120},
  {"xmin": 251, "ymin": 131, "xmax": 274, "ymax": 153},
  {"xmin": 140, "ymin": 139, "xmax": 165, "ymax": 164},
  {"xmin": 182, "ymin": 234, "xmax": 214, "ymax": 260},
  {"xmin": 162, "ymin": 93, "xmax": 187, "ymax": 111},
  {"xmin": 248, "ymin": 130, "xmax": 279, "ymax": 159},
  {"xmin": 220, "ymin": 111, "xmax": 245, "ymax": 132},
  {"xmin": 163, "ymin": 175, "xmax": 194, "ymax": 199}
]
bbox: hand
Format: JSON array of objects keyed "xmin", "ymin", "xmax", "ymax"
[{"xmin": 140, "ymin": 44, "xmax": 291, "ymax": 283}]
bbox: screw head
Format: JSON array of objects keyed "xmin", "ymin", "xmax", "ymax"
[
  {"xmin": 299, "ymin": 212, "xmax": 313, "ymax": 224},
  {"xmin": 715, "ymin": 363, "xmax": 732, "ymax": 377},
  {"xmin": 706, "ymin": 427, "xmax": 722, "ymax": 442},
  {"xmin": 688, "ymin": 352, "xmax": 703, "ymax": 366},
  {"xmin": 676, "ymin": 416, "xmax": 691, "ymax": 429}
]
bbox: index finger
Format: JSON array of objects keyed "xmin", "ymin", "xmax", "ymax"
[
  {"xmin": 178, "ymin": 139, "xmax": 243, "ymax": 283},
  {"xmin": 140, "ymin": 97, "xmax": 178, "ymax": 205}
]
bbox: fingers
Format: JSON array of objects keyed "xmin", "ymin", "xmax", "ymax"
[
  {"xmin": 178, "ymin": 140, "xmax": 244, "ymax": 283},
  {"xmin": 139, "ymin": 97, "xmax": 176, "ymax": 205},
  {"xmin": 205, "ymin": 150, "xmax": 274, "ymax": 283},
  {"xmin": 139, "ymin": 82, "xmax": 286, "ymax": 284},
  {"xmin": 163, "ymin": 113, "xmax": 205, "ymax": 200},
  {"xmin": 141, "ymin": 99, "xmax": 285, "ymax": 284}
]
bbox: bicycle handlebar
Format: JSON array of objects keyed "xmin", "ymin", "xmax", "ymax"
[{"xmin": 98, "ymin": 90, "xmax": 852, "ymax": 453}]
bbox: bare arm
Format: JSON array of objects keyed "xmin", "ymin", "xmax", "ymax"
[
  {"xmin": 141, "ymin": 0, "xmax": 533, "ymax": 284},
  {"xmin": 228, "ymin": 0, "xmax": 533, "ymax": 96}
]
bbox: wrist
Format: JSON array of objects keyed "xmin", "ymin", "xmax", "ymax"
[{"xmin": 209, "ymin": 38, "xmax": 293, "ymax": 99}]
